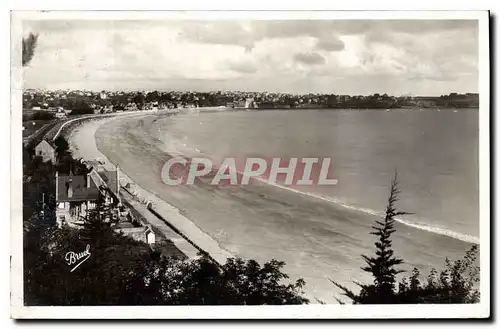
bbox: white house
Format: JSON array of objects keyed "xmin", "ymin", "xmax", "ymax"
[{"xmin": 35, "ymin": 139, "xmax": 56, "ymax": 163}]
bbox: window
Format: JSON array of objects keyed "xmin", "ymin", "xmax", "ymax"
[{"xmin": 58, "ymin": 202, "xmax": 65, "ymax": 209}]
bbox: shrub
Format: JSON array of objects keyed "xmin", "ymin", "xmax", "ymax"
[
  {"xmin": 69, "ymin": 107, "xmax": 94, "ymax": 116},
  {"xmin": 397, "ymin": 245, "xmax": 480, "ymax": 303},
  {"xmin": 32, "ymin": 111, "xmax": 55, "ymax": 121}
]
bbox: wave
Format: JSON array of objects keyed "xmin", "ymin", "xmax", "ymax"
[
  {"xmin": 152, "ymin": 124, "xmax": 479, "ymax": 245},
  {"xmin": 156, "ymin": 130, "xmax": 204, "ymax": 159},
  {"xmin": 249, "ymin": 178, "xmax": 479, "ymax": 245}
]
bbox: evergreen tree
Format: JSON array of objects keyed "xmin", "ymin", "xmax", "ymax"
[
  {"xmin": 333, "ymin": 172, "xmax": 407, "ymax": 304},
  {"xmin": 54, "ymin": 136, "xmax": 70, "ymax": 156}
]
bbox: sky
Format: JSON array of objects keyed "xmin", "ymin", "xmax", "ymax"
[{"xmin": 22, "ymin": 19, "xmax": 479, "ymax": 96}]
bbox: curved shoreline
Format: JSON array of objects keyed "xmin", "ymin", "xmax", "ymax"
[
  {"xmin": 66, "ymin": 113, "xmax": 234, "ymax": 265},
  {"xmin": 149, "ymin": 112, "xmax": 479, "ymax": 245}
]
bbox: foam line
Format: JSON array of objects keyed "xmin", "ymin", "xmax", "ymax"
[{"xmin": 156, "ymin": 124, "xmax": 479, "ymax": 245}]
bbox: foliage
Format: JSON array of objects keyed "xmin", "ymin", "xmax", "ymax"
[
  {"xmin": 31, "ymin": 111, "xmax": 55, "ymax": 121},
  {"xmin": 69, "ymin": 101, "xmax": 94, "ymax": 116},
  {"xmin": 25, "ymin": 205, "xmax": 160, "ymax": 305},
  {"xmin": 53, "ymin": 136, "xmax": 70, "ymax": 155},
  {"xmin": 141, "ymin": 257, "xmax": 309, "ymax": 305},
  {"xmin": 332, "ymin": 173, "xmax": 480, "ymax": 304},
  {"xmin": 396, "ymin": 245, "xmax": 480, "ymax": 303},
  {"xmin": 51, "ymin": 136, "xmax": 89, "ymax": 175},
  {"xmin": 22, "ymin": 32, "xmax": 38, "ymax": 66},
  {"xmin": 132, "ymin": 92, "xmax": 146, "ymax": 106}
]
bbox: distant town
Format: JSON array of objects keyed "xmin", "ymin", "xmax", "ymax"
[{"xmin": 22, "ymin": 89, "xmax": 479, "ymax": 120}]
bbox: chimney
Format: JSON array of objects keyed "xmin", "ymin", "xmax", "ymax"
[
  {"xmin": 87, "ymin": 172, "xmax": 91, "ymax": 188},
  {"xmin": 55, "ymin": 172, "xmax": 59, "ymax": 200},
  {"xmin": 67, "ymin": 177, "xmax": 73, "ymax": 199}
]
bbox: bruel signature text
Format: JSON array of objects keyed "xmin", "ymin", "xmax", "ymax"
[{"xmin": 65, "ymin": 244, "xmax": 91, "ymax": 272}]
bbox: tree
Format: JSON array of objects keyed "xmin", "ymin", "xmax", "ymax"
[
  {"xmin": 68, "ymin": 100, "xmax": 93, "ymax": 115},
  {"xmin": 22, "ymin": 32, "xmax": 38, "ymax": 66},
  {"xmin": 397, "ymin": 245, "xmax": 480, "ymax": 303},
  {"xmin": 148, "ymin": 257, "xmax": 309, "ymax": 305},
  {"xmin": 31, "ymin": 110, "xmax": 55, "ymax": 121},
  {"xmin": 146, "ymin": 91, "xmax": 160, "ymax": 102},
  {"xmin": 53, "ymin": 136, "xmax": 70, "ymax": 156},
  {"xmin": 132, "ymin": 92, "xmax": 146, "ymax": 107},
  {"xmin": 332, "ymin": 172, "xmax": 408, "ymax": 304}
]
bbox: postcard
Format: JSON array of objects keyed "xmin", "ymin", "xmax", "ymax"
[{"xmin": 10, "ymin": 10, "xmax": 490, "ymax": 319}]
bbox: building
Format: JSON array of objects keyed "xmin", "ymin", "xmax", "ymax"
[
  {"xmin": 55, "ymin": 173, "xmax": 100, "ymax": 227},
  {"xmin": 245, "ymin": 98, "xmax": 257, "ymax": 108},
  {"xmin": 56, "ymin": 162, "xmax": 121, "ymax": 227},
  {"xmin": 87, "ymin": 164, "xmax": 120, "ymax": 202},
  {"xmin": 114, "ymin": 222, "xmax": 156, "ymax": 245},
  {"xmin": 35, "ymin": 139, "xmax": 56, "ymax": 163},
  {"xmin": 102, "ymin": 105, "xmax": 113, "ymax": 113}
]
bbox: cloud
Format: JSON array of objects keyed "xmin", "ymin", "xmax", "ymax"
[
  {"xmin": 360, "ymin": 25, "xmax": 478, "ymax": 82},
  {"xmin": 293, "ymin": 52, "xmax": 326, "ymax": 66},
  {"xmin": 225, "ymin": 59, "xmax": 258, "ymax": 74},
  {"xmin": 22, "ymin": 19, "xmax": 479, "ymax": 95},
  {"xmin": 315, "ymin": 38, "xmax": 345, "ymax": 51},
  {"xmin": 177, "ymin": 21, "xmax": 255, "ymax": 49},
  {"xmin": 177, "ymin": 21, "xmax": 361, "ymax": 52},
  {"xmin": 175, "ymin": 20, "xmax": 477, "ymax": 49}
]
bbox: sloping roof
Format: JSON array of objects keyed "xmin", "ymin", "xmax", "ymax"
[
  {"xmin": 56, "ymin": 175, "xmax": 100, "ymax": 202},
  {"xmin": 88, "ymin": 169, "xmax": 118, "ymax": 195},
  {"xmin": 98, "ymin": 169, "xmax": 118, "ymax": 195},
  {"xmin": 36, "ymin": 139, "xmax": 55, "ymax": 150}
]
